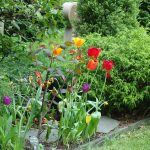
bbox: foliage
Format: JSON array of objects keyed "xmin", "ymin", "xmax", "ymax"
[
  {"xmin": 0, "ymin": 115, "xmax": 24, "ymax": 150},
  {"xmin": 0, "ymin": 0, "xmax": 64, "ymax": 41},
  {"xmin": 76, "ymin": 0, "xmax": 141, "ymax": 36},
  {"xmin": 82, "ymin": 28, "xmax": 150, "ymax": 111},
  {"xmin": 138, "ymin": 0, "xmax": 150, "ymax": 33}
]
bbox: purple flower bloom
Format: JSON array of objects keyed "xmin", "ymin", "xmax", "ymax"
[
  {"xmin": 82, "ymin": 83, "xmax": 90, "ymax": 93},
  {"xmin": 3, "ymin": 96, "xmax": 11, "ymax": 105}
]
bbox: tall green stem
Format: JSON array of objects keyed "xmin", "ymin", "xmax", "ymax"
[{"xmin": 37, "ymin": 57, "xmax": 53, "ymax": 138}]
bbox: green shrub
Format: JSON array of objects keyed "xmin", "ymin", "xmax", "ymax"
[
  {"xmin": 82, "ymin": 28, "xmax": 150, "ymax": 111},
  {"xmin": 77, "ymin": 0, "xmax": 141, "ymax": 36},
  {"xmin": 0, "ymin": 0, "xmax": 64, "ymax": 41},
  {"xmin": 138, "ymin": 0, "xmax": 150, "ymax": 33}
]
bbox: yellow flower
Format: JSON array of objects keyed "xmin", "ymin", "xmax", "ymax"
[
  {"xmin": 104, "ymin": 101, "xmax": 108, "ymax": 106},
  {"xmin": 53, "ymin": 47, "xmax": 63, "ymax": 56},
  {"xmin": 28, "ymin": 76, "xmax": 33, "ymax": 83},
  {"xmin": 73, "ymin": 38, "xmax": 85, "ymax": 48},
  {"xmin": 86, "ymin": 115, "xmax": 91, "ymax": 124},
  {"xmin": 47, "ymin": 77, "xmax": 54, "ymax": 88}
]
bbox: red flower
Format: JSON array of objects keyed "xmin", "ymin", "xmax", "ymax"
[
  {"xmin": 37, "ymin": 79, "xmax": 41, "ymax": 85},
  {"xmin": 87, "ymin": 59, "xmax": 98, "ymax": 71},
  {"xmin": 106, "ymin": 73, "xmax": 111, "ymax": 79},
  {"xmin": 102, "ymin": 60, "xmax": 113, "ymax": 71},
  {"xmin": 88, "ymin": 47, "xmax": 101, "ymax": 59}
]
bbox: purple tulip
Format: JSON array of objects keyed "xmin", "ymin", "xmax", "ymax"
[
  {"xmin": 3, "ymin": 96, "xmax": 11, "ymax": 105},
  {"xmin": 82, "ymin": 83, "xmax": 90, "ymax": 93}
]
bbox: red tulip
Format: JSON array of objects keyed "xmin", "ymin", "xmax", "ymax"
[
  {"xmin": 102, "ymin": 60, "xmax": 113, "ymax": 71},
  {"xmin": 88, "ymin": 47, "xmax": 101, "ymax": 59},
  {"xmin": 87, "ymin": 59, "xmax": 98, "ymax": 71},
  {"xmin": 106, "ymin": 73, "xmax": 111, "ymax": 79},
  {"xmin": 37, "ymin": 79, "xmax": 41, "ymax": 85}
]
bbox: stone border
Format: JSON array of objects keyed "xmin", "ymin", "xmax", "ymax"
[{"xmin": 76, "ymin": 117, "xmax": 150, "ymax": 150}]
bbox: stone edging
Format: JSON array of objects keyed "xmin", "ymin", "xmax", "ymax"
[{"xmin": 76, "ymin": 117, "xmax": 150, "ymax": 150}]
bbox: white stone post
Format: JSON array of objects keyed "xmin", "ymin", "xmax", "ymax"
[{"xmin": 62, "ymin": 2, "xmax": 77, "ymax": 42}]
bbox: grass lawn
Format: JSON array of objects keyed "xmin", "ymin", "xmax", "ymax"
[{"xmin": 92, "ymin": 125, "xmax": 150, "ymax": 150}]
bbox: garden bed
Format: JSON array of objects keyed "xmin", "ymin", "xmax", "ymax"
[{"xmin": 25, "ymin": 114, "xmax": 150, "ymax": 150}]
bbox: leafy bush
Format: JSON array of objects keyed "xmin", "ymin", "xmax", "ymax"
[
  {"xmin": 0, "ymin": 0, "xmax": 64, "ymax": 41},
  {"xmin": 77, "ymin": 0, "xmax": 141, "ymax": 36},
  {"xmin": 81, "ymin": 28, "xmax": 150, "ymax": 111},
  {"xmin": 138, "ymin": 0, "xmax": 150, "ymax": 33}
]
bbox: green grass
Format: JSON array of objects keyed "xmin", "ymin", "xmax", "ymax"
[{"xmin": 92, "ymin": 125, "xmax": 150, "ymax": 150}]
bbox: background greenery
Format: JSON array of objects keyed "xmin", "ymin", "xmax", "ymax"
[
  {"xmin": 77, "ymin": 0, "xmax": 141, "ymax": 36},
  {"xmin": 81, "ymin": 28, "xmax": 150, "ymax": 112}
]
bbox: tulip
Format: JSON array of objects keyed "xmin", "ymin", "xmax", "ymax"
[
  {"xmin": 73, "ymin": 38, "xmax": 85, "ymax": 48},
  {"xmin": 82, "ymin": 83, "xmax": 90, "ymax": 93},
  {"xmin": 102, "ymin": 60, "xmax": 113, "ymax": 71},
  {"xmin": 87, "ymin": 59, "xmax": 98, "ymax": 71},
  {"xmin": 53, "ymin": 47, "xmax": 63, "ymax": 56},
  {"xmin": 106, "ymin": 72, "xmax": 111, "ymax": 79},
  {"xmin": 88, "ymin": 47, "xmax": 101, "ymax": 59},
  {"xmin": 86, "ymin": 115, "xmax": 91, "ymax": 124},
  {"xmin": 3, "ymin": 96, "xmax": 11, "ymax": 105}
]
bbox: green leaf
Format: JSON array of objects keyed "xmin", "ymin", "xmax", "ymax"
[
  {"xmin": 46, "ymin": 126, "xmax": 52, "ymax": 141},
  {"xmin": 55, "ymin": 56, "xmax": 66, "ymax": 62},
  {"xmin": 36, "ymin": 86, "xmax": 42, "ymax": 101}
]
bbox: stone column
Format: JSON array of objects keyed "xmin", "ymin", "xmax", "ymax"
[
  {"xmin": 62, "ymin": 2, "xmax": 77, "ymax": 42},
  {"xmin": 0, "ymin": 21, "xmax": 4, "ymax": 35}
]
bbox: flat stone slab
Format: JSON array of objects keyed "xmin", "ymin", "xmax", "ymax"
[
  {"xmin": 97, "ymin": 116, "xmax": 120, "ymax": 133},
  {"xmin": 26, "ymin": 121, "xmax": 58, "ymax": 143},
  {"xmin": 26, "ymin": 128, "xmax": 58, "ymax": 143}
]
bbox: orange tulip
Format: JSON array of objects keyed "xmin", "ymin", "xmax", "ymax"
[
  {"xmin": 87, "ymin": 59, "xmax": 98, "ymax": 71},
  {"xmin": 53, "ymin": 47, "xmax": 63, "ymax": 56},
  {"xmin": 73, "ymin": 38, "xmax": 85, "ymax": 48}
]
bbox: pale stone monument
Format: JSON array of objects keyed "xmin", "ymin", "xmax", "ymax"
[
  {"xmin": 0, "ymin": 21, "xmax": 4, "ymax": 35},
  {"xmin": 62, "ymin": 2, "xmax": 78, "ymax": 42}
]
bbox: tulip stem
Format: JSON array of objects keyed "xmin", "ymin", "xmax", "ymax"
[
  {"xmin": 99, "ymin": 72, "xmax": 107, "ymax": 101},
  {"xmin": 37, "ymin": 57, "xmax": 53, "ymax": 138}
]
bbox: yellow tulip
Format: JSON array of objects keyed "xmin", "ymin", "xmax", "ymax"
[
  {"xmin": 73, "ymin": 38, "xmax": 85, "ymax": 48},
  {"xmin": 104, "ymin": 101, "xmax": 108, "ymax": 106},
  {"xmin": 53, "ymin": 47, "xmax": 63, "ymax": 56},
  {"xmin": 86, "ymin": 115, "xmax": 91, "ymax": 124}
]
